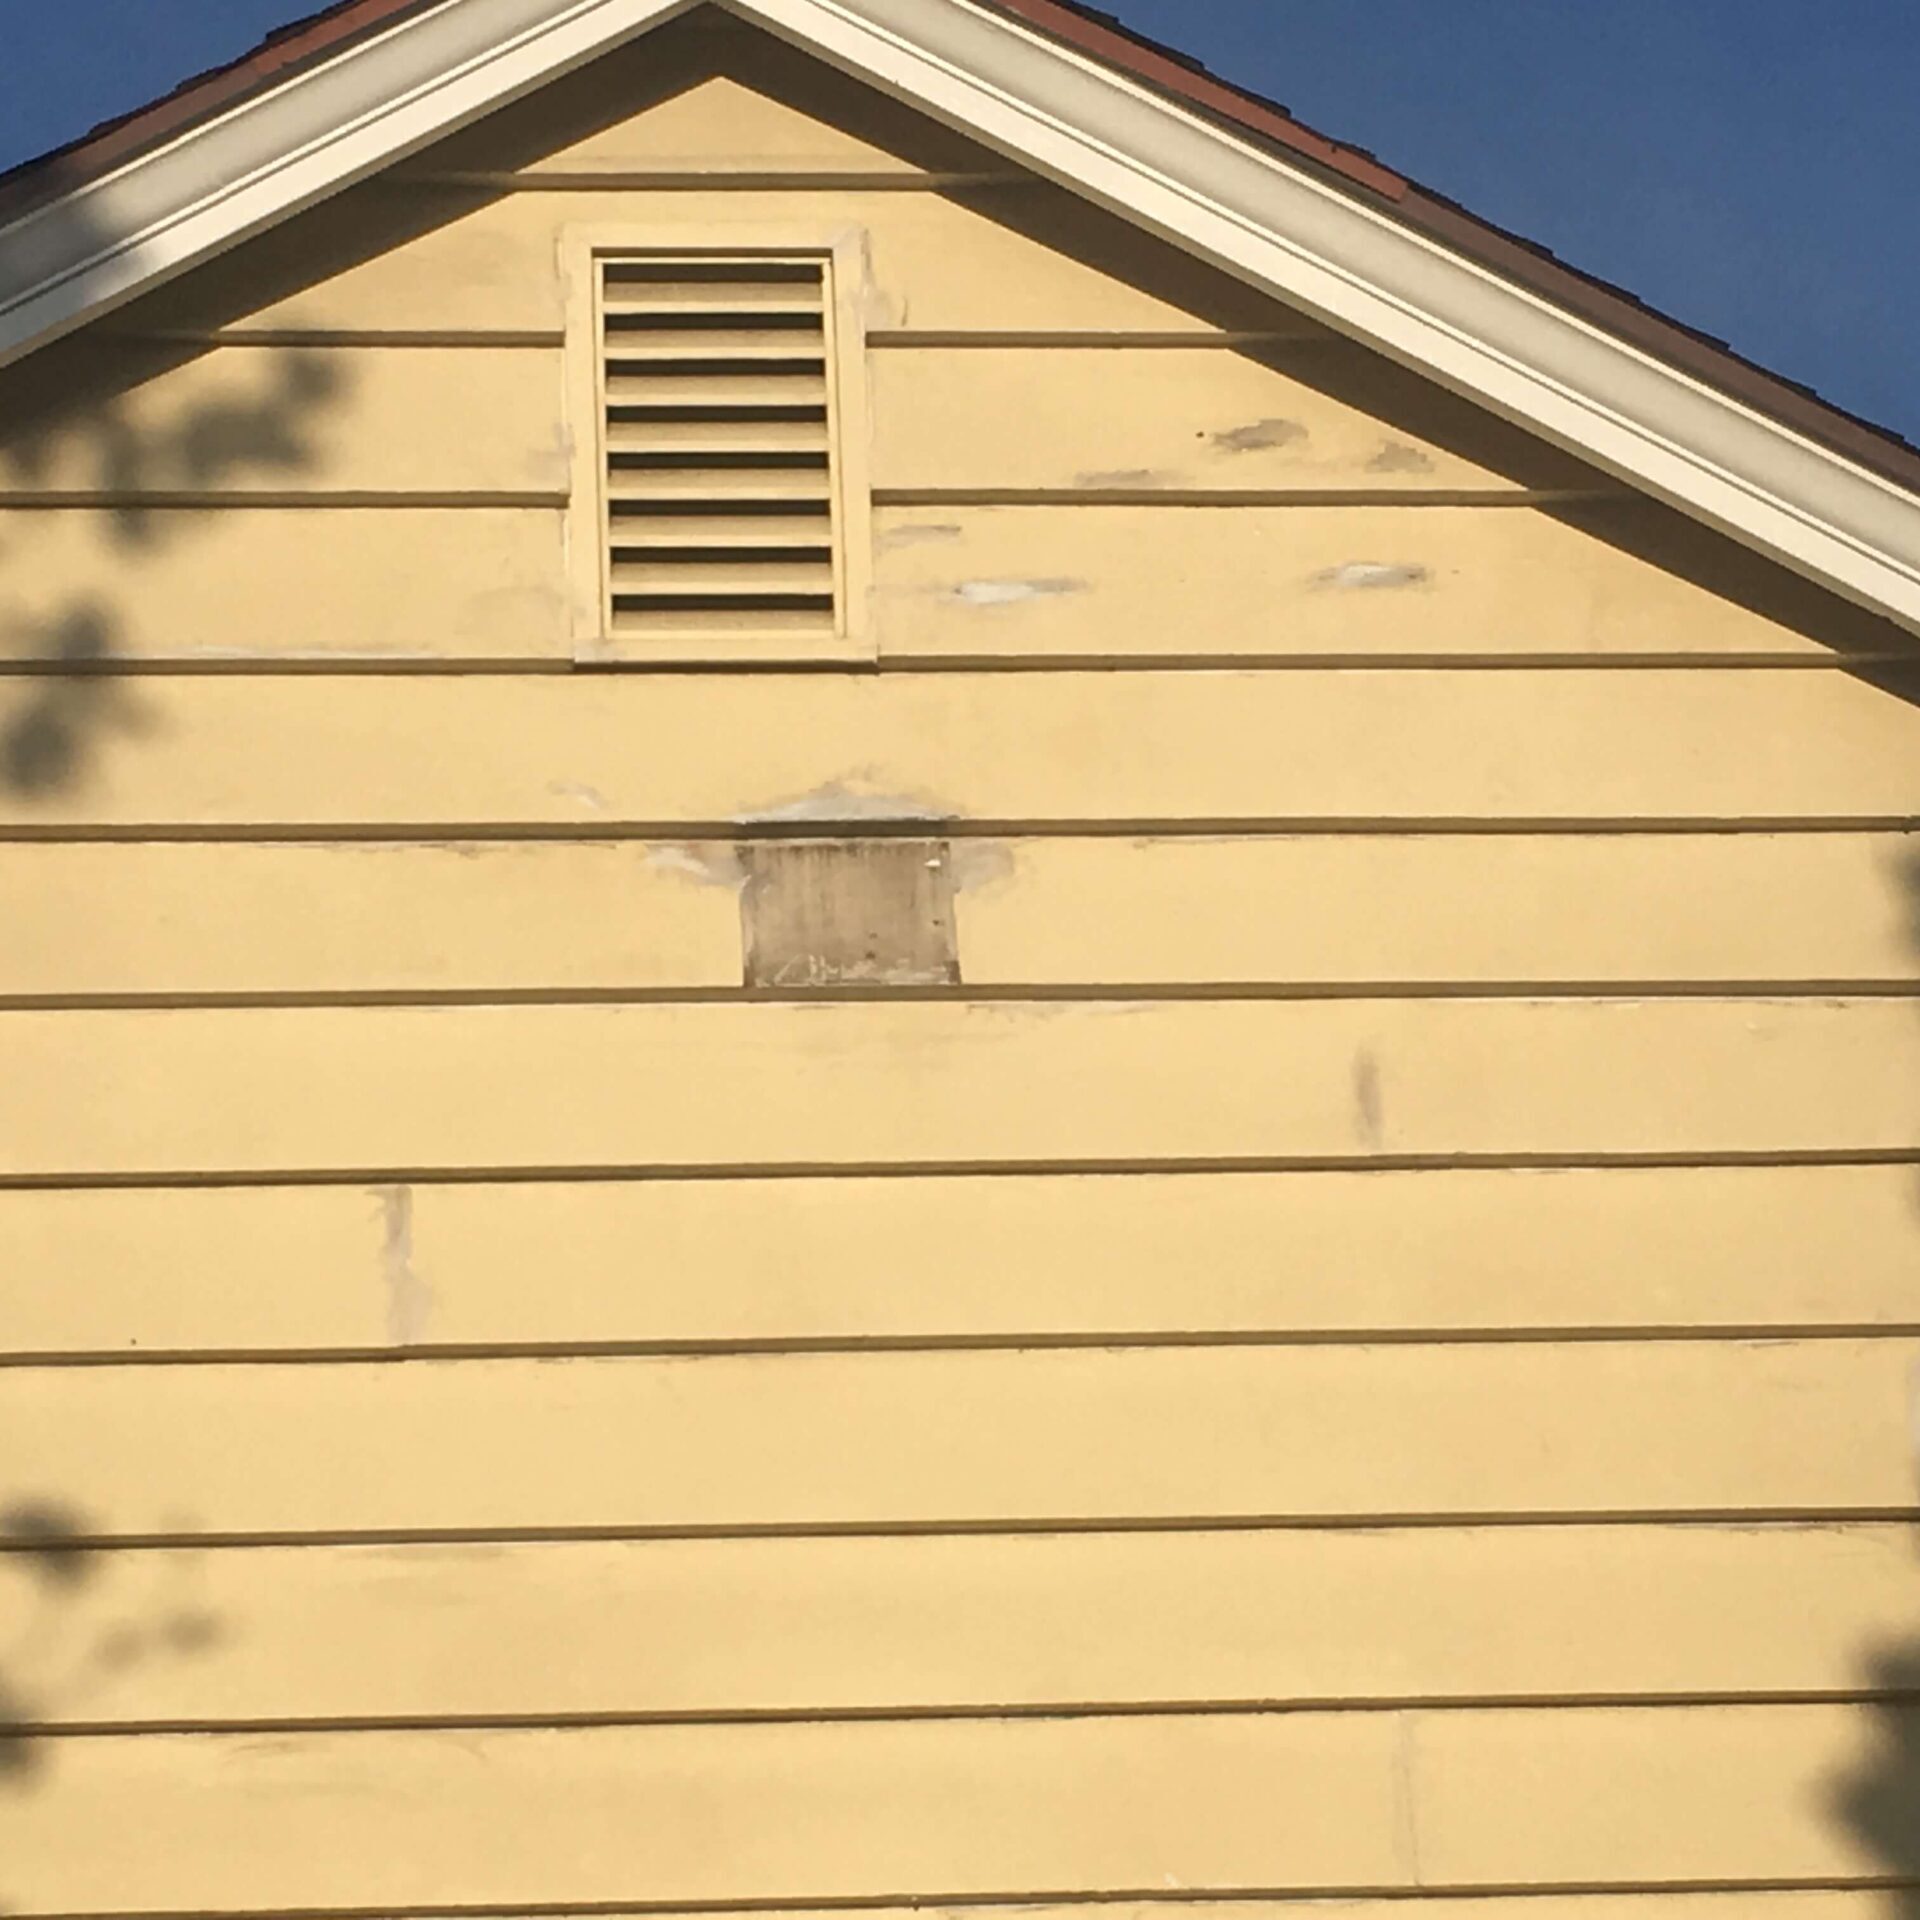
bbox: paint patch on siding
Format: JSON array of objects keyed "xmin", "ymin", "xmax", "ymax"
[
  {"xmin": 1075, "ymin": 468, "xmax": 1181, "ymax": 489},
  {"xmin": 1312, "ymin": 562, "xmax": 1433, "ymax": 591},
  {"xmin": 1352, "ymin": 1050, "xmax": 1385, "ymax": 1150},
  {"xmin": 740, "ymin": 839, "xmax": 960, "ymax": 988},
  {"xmin": 546, "ymin": 780, "xmax": 607, "ymax": 812},
  {"xmin": 1369, "ymin": 440, "xmax": 1436, "ymax": 474},
  {"xmin": 1211, "ymin": 418, "xmax": 1305, "ymax": 454},
  {"xmin": 878, "ymin": 523, "xmax": 964, "ymax": 551},
  {"xmin": 948, "ymin": 578, "xmax": 1087, "ymax": 607},
  {"xmin": 1394, "ymin": 1711, "xmax": 1425, "ymax": 1883},
  {"xmin": 376, "ymin": 1185, "xmax": 433, "ymax": 1347}
]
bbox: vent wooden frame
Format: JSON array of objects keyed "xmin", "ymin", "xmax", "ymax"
[{"xmin": 565, "ymin": 226, "xmax": 875, "ymax": 665}]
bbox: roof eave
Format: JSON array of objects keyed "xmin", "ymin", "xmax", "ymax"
[{"xmin": 5, "ymin": 0, "xmax": 1920, "ymax": 635}]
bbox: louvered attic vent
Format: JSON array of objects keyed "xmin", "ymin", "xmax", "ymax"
[{"xmin": 595, "ymin": 255, "xmax": 844, "ymax": 647}]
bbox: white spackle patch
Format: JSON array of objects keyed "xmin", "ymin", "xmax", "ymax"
[
  {"xmin": 644, "ymin": 842, "xmax": 743, "ymax": 888},
  {"xmin": 737, "ymin": 779, "xmax": 953, "ymax": 829},
  {"xmin": 1312, "ymin": 561, "xmax": 1433, "ymax": 592},
  {"xmin": 376, "ymin": 1185, "xmax": 434, "ymax": 1348},
  {"xmin": 948, "ymin": 578, "xmax": 1088, "ymax": 608},
  {"xmin": 547, "ymin": 780, "xmax": 608, "ymax": 811}
]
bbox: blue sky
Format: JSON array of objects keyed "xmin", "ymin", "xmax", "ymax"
[{"xmin": 4, "ymin": 1, "xmax": 1915, "ymax": 440}]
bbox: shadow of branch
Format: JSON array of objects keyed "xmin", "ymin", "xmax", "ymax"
[
  {"xmin": 0, "ymin": 1496, "xmax": 223, "ymax": 1811},
  {"xmin": 0, "ymin": 331, "xmax": 346, "ymax": 799},
  {"xmin": 1824, "ymin": 849, "xmax": 1920, "ymax": 1910},
  {"xmin": 0, "ymin": 602, "xmax": 147, "ymax": 795},
  {"xmin": 0, "ymin": 1498, "xmax": 105, "ymax": 1793},
  {"xmin": 1830, "ymin": 1640, "xmax": 1920, "ymax": 1914}
]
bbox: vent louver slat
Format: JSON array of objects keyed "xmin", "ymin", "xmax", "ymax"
[{"xmin": 601, "ymin": 258, "xmax": 837, "ymax": 640}]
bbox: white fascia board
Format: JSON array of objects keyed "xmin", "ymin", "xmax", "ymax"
[
  {"xmin": 0, "ymin": 0, "xmax": 701, "ymax": 362},
  {"xmin": 3, "ymin": 0, "xmax": 1918, "ymax": 633},
  {"xmin": 731, "ymin": 0, "xmax": 1920, "ymax": 633}
]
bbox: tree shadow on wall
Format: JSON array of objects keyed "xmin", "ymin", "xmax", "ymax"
[
  {"xmin": 1824, "ymin": 846, "xmax": 1920, "ymax": 1913},
  {"xmin": 0, "ymin": 1499, "xmax": 220, "ymax": 1793},
  {"xmin": 1832, "ymin": 1638, "xmax": 1920, "ymax": 1915},
  {"xmin": 0, "ymin": 316, "xmax": 345, "ymax": 797}
]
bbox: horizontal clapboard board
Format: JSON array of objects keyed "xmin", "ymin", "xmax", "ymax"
[
  {"xmin": 7, "ymin": 1165, "xmax": 1918, "ymax": 1356},
  {"xmin": 2, "ymin": 1000, "xmax": 1915, "ymax": 1176},
  {"xmin": 4, "ymin": 672, "xmax": 1920, "ymax": 826},
  {"xmin": 12, "ymin": 502, "xmax": 1889, "ymax": 663},
  {"xmin": 0, "ymin": 344, "xmax": 1579, "ymax": 500},
  {"xmin": 0, "ymin": 1705, "xmax": 1900, "ymax": 1910},
  {"xmin": 8, "ymin": 1525, "xmax": 1915, "ymax": 1725},
  {"xmin": 8, "ymin": 1340, "xmax": 1914, "ymax": 1533},
  {"xmin": 7, "ymin": 835, "xmax": 1917, "ymax": 995}
]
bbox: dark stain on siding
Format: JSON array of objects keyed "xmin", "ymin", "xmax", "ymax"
[
  {"xmin": 1211, "ymin": 418, "xmax": 1305, "ymax": 454},
  {"xmin": 1368, "ymin": 440, "xmax": 1436, "ymax": 474}
]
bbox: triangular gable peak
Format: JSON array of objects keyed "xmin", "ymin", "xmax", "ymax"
[{"xmin": 3, "ymin": 0, "xmax": 1919, "ymax": 632}]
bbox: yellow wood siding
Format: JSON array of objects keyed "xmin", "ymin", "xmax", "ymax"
[
  {"xmin": 5, "ymin": 999, "xmax": 1920, "ymax": 1175},
  {"xmin": 3, "ymin": 503, "xmax": 1877, "ymax": 664},
  {"xmin": 5, "ymin": 670, "xmax": 1920, "ymax": 825},
  {"xmin": 2, "ymin": 16, "xmax": 1917, "ymax": 1920},
  {"xmin": 13, "ymin": 1342, "xmax": 1919, "ymax": 1530},
  {"xmin": 3, "ymin": 1152, "xmax": 1920, "ymax": 1351},
  {"xmin": 1, "ymin": 344, "xmax": 1563, "ymax": 500},
  {"xmin": 0, "ymin": 343, "xmax": 569, "ymax": 497},
  {"xmin": 121, "ymin": 184, "xmax": 1302, "ymax": 338},
  {"xmin": 0, "ymin": 1709, "xmax": 1905, "ymax": 1909},
  {"xmin": 7, "ymin": 835, "xmax": 1916, "ymax": 993},
  {"xmin": 6, "ymin": 1167, "xmax": 1920, "ymax": 1356},
  {"xmin": 867, "ymin": 345, "xmax": 1583, "ymax": 493},
  {"xmin": 6, "ymin": 1527, "xmax": 1916, "ymax": 1722}
]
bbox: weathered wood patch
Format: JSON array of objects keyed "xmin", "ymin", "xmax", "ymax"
[{"xmin": 739, "ymin": 838, "xmax": 959, "ymax": 988}]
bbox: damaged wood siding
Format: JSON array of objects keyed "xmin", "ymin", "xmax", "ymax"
[
  {"xmin": 1, "ymin": 12, "xmax": 1917, "ymax": 1920},
  {"xmin": 741, "ymin": 838, "xmax": 959, "ymax": 987}
]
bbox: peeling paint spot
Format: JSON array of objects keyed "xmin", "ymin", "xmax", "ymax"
[
  {"xmin": 1075, "ymin": 468, "xmax": 1180, "ymax": 489},
  {"xmin": 1369, "ymin": 441, "xmax": 1435, "ymax": 474},
  {"xmin": 851, "ymin": 231, "xmax": 893, "ymax": 331},
  {"xmin": 1393, "ymin": 1710, "xmax": 1424, "ymax": 1883},
  {"xmin": 547, "ymin": 780, "xmax": 607, "ymax": 812},
  {"xmin": 1352, "ymin": 1050, "xmax": 1385, "ymax": 1150},
  {"xmin": 737, "ymin": 780, "xmax": 953, "ymax": 829},
  {"xmin": 1211, "ymin": 417, "xmax": 1305, "ymax": 454},
  {"xmin": 948, "ymin": 839, "xmax": 1018, "ymax": 894},
  {"xmin": 948, "ymin": 578, "xmax": 1087, "ymax": 608},
  {"xmin": 878, "ymin": 522, "xmax": 964, "ymax": 551},
  {"xmin": 377, "ymin": 1185, "xmax": 433, "ymax": 1347},
  {"xmin": 644, "ymin": 842, "xmax": 743, "ymax": 888},
  {"xmin": 1312, "ymin": 562, "xmax": 1433, "ymax": 592}
]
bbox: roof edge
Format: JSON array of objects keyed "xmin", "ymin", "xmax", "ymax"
[
  {"xmin": 0, "ymin": 0, "xmax": 703, "ymax": 364},
  {"xmin": 3, "ymin": 0, "xmax": 1919, "ymax": 633},
  {"xmin": 974, "ymin": 0, "xmax": 1920, "ymax": 493},
  {"xmin": 740, "ymin": 0, "xmax": 1920, "ymax": 628}
]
